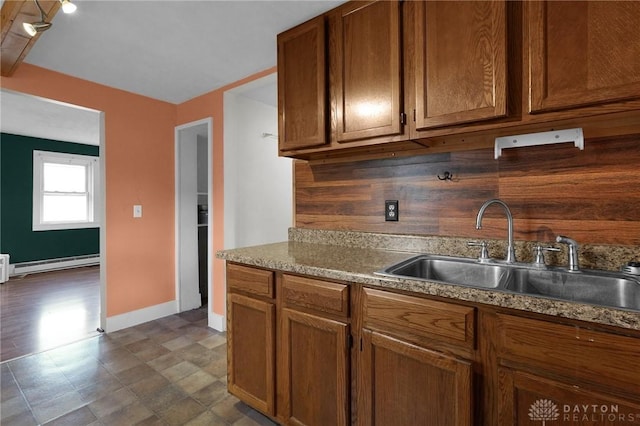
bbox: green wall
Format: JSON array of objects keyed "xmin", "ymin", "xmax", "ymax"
[{"xmin": 0, "ymin": 133, "xmax": 100, "ymax": 263}]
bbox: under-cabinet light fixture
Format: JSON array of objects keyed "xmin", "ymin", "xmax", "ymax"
[
  {"xmin": 494, "ymin": 128, "xmax": 584, "ymax": 159},
  {"xmin": 23, "ymin": 0, "xmax": 52, "ymax": 37}
]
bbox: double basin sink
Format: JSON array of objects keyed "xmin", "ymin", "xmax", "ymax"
[{"xmin": 376, "ymin": 255, "xmax": 640, "ymax": 311}]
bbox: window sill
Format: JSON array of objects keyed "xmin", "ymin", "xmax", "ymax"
[{"xmin": 33, "ymin": 222, "xmax": 100, "ymax": 232}]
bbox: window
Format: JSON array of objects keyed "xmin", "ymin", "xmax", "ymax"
[{"xmin": 33, "ymin": 150, "xmax": 100, "ymax": 231}]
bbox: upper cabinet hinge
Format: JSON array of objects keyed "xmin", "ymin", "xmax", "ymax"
[{"xmin": 400, "ymin": 112, "xmax": 407, "ymax": 125}]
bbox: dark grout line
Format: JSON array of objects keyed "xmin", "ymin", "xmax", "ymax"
[{"xmin": 1, "ymin": 333, "xmax": 102, "ymax": 366}]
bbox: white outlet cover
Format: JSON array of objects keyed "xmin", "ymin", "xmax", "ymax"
[{"xmin": 133, "ymin": 205, "xmax": 142, "ymax": 218}]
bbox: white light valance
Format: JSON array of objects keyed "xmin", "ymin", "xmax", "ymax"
[{"xmin": 494, "ymin": 128, "xmax": 584, "ymax": 159}]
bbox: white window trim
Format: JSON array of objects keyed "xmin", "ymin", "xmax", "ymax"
[{"xmin": 33, "ymin": 150, "xmax": 101, "ymax": 231}]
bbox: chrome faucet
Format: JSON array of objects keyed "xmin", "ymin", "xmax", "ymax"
[
  {"xmin": 556, "ymin": 235, "xmax": 580, "ymax": 272},
  {"xmin": 475, "ymin": 199, "xmax": 516, "ymax": 263}
]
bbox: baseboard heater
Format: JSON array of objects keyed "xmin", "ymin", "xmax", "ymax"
[{"xmin": 10, "ymin": 254, "xmax": 100, "ymax": 277}]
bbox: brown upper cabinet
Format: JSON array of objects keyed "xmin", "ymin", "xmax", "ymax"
[
  {"xmin": 278, "ymin": 0, "xmax": 511, "ymax": 157},
  {"xmin": 277, "ymin": 0, "xmax": 640, "ymax": 159},
  {"xmin": 412, "ymin": 0, "xmax": 507, "ymax": 132},
  {"xmin": 527, "ymin": 1, "xmax": 640, "ymax": 113},
  {"xmin": 331, "ymin": 1, "xmax": 405, "ymax": 143},
  {"xmin": 277, "ymin": 16, "xmax": 328, "ymax": 151}
]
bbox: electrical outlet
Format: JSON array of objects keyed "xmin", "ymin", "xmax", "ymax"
[{"xmin": 385, "ymin": 200, "xmax": 399, "ymax": 221}]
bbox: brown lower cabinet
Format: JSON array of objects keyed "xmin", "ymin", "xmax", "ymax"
[
  {"xmin": 358, "ymin": 287, "xmax": 475, "ymax": 426},
  {"xmin": 359, "ymin": 330, "xmax": 472, "ymax": 426},
  {"xmin": 227, "ymin": 293, "xmax": 275, "ymax": 415},
  {"xmin": 226, "ymin": 263, "xmax": 640, "ymax": 425},
  {"xmin": 496, "ymin": 313, "xmax": 640, "ymax": 425},
  {"xmin": 278, "ymin": 273, "xmax": 351, "ymax": 426},
  {"xmin": 226, "ymin": 264, "xmax": 276, "ymax": 416},
  {"xmin": 279, "ymin": 308, "xmax": 349, "ymax": 425},
  {"xmin": 499, "ymin": 369, "xmax": 640, "ymax": 426}
]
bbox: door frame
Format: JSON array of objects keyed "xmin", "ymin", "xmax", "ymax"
[
  {"xmin": 98, "ymin": 111, "xmax": 106, "ymax": 333},
  {"xmin": 174, "ymin": 117, "xmax": 213, "ymax": 325}
]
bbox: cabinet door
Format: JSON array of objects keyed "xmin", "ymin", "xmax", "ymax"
[
  {"xmin": 498, "ymin": 367, "xmax": 640, "ymax": 425},
  {"xmin": 332, "ymin": 0, "xmax": 404, "ymax": 142},
  {"xmin": 280, "ymin": 308, "xmax": 349, "ymax": 426},
  {"xmin": 359, "ymin": 330, "xmax": 473, "ymax": 426},
  {"xmin": 278, "ymin": 16, "xmax": 327, "ymax": 151},
  {"xmin": 496, "ymin": 314, "xmax": 640, "ymax": 397},
  {"xmin": 528, "ymin": 1, "xmax": 640, "ymax": 113},
  {"xmin": 413, "ymin": 0, "xmax": 507, "ymax": 131},
  {"xmin": 227, "ymin": 293, "xmax": 275, "ymax": 416}
]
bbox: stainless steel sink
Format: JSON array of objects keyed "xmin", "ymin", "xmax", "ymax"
[
  {"xmin": 376, "ymin": 255, "xmax": 513, "ymax": 289},
  {"xmin": 504, "ymin": 268, "xmax": 640, "ymax": 310},
  {"xmin": 376, "ymin": 254, "xmax": 640, "ymax": 311}
]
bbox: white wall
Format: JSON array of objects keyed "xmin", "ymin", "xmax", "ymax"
[
  {"xmin": 224, "ymin": 76, "xmax": 293, "ymax": 249},
  {"xmin": 176, "ymin": 123, "xmax": 206, "ymax": 311}
]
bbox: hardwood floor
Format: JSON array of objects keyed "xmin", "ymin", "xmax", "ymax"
[{"xmin": 0, "ymin": 266, "xmax": 100, "ymax": 362}]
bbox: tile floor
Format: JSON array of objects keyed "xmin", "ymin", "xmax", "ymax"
[{"xmin": 1, "ymin": 307, "xmax": 278, "ymax": 425}]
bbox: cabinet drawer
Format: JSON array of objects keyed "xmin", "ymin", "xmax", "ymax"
[
  {"xmin": 282, "ymin": 274, "xmax": 349, "ymax": 317},
  {"xmin": 227, "ymin": 264, "xmax": 274, "ymax": 298},
  {"xmin": 363, "ymin": 288, "xmax": 475, "ymax": 350},
  {"xmin": 497, "ymin": 314, "xmax": 640, "ymax": 395}
]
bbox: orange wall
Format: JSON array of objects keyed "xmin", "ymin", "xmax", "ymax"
[
  {"xmin": 176, "ymin": 66, "xmax": 276, "ymax": 315},
  {"xmin": 1, "ymin": 64, "xmax": 176, "ymax": 317},
  {"xmin": 2, "ymin": 63, "xmax": 277, "ymax": 320}
]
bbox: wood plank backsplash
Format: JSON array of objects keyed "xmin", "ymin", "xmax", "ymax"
[{"xmin": 294, "ymin": 134, "xmax": 640, "ymax": 245}]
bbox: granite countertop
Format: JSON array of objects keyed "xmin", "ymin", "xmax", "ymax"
[{"xmin": 216, "ymin": 229, "xmax": 640, "ymax": 331}]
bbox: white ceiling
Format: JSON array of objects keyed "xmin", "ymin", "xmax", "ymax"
[
  {"xmin": 24, "ymin": 0, "xmax": 344, "ymax": 104},
  {"xmin": 1, "ymin": 89, "xmax": 102, "ymax": 145}
]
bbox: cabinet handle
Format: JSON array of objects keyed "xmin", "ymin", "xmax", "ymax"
[{"xmin": 400, "ymin": 112, "xmax": 407, "ymax": 125}]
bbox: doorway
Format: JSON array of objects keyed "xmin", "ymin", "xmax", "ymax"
[
  {"xmin": 174, "ymin": 118, "xmax": 213, "ymax": 323},
  {"xmin": 0, "ymin": 89, "xmax": 106, "ymax": 358}
]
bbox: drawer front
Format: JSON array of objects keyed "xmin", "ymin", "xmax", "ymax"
[
  {"xmin": 363, "ymin": 288, "xmax": 475, "ymax": 350},
  {"xmin": 227, "ymin": 263, "xmax": 274, "ymax": 298},
  {"xmin": 497, "ymin": 314, "xmax": 640, "ymax": 395},
  {"xmin": 282, "ymin": 274, "xmax": 349, "ymax": 317}
]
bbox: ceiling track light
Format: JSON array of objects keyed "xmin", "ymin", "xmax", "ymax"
[
  {"xmin": 22, "ymin": 0, "xmax": 52, "ymax": 37},
  {"xmin": 60, "ymin": 0, "xmax": 77, "ymax": 14}
]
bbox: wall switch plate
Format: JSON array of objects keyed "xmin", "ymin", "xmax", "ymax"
[
  {"xmin": 133, "ymin": 205, "xmax": 142, "ymax": 218},
  {"xmin": 385, "ymin": 200, "xmax": 399, "ymax": 221}
]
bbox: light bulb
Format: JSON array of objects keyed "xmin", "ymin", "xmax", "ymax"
[
  {"xmin": 22, "ymin": 21, "xmax": 51, "ymax": 36},
  {"xmin": 61, "ymin": 0, "xmax": 77, "ymax": 14},
  {"xmin": 23, "ymin": 22, "xmax": 38, "ymax": 37}
]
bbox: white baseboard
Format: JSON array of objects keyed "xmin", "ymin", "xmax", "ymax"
[
  {"xmin": 11, "ymin": 255, "xmax": 100, "ymax": 276},
  {"xmin": 106, "ymin": 300, "xmax": 177, "ymax": 333},
  {"xmin": 209, "ymin": 312, "xmax": 226, "ymax": 332}
]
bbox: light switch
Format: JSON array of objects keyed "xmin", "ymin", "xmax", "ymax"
[{"xmin": 133, "ymin": 205, "xmax": 142, "ymax": 218}]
